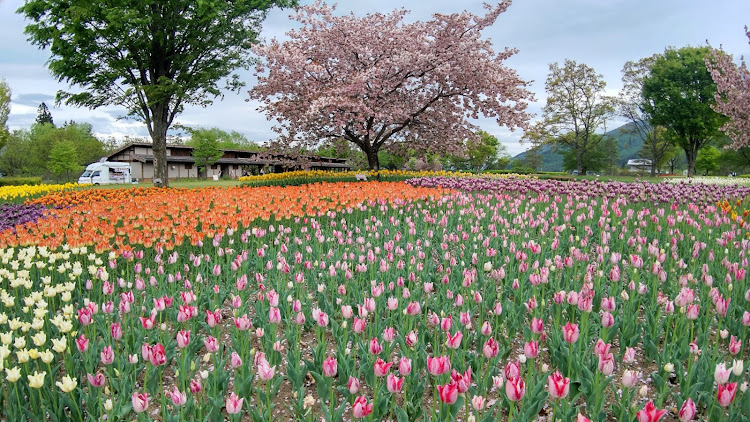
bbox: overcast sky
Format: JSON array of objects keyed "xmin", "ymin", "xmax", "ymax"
[{"xmin": 1, "ymin": 0, "xmax": 749, "ymax": 156}]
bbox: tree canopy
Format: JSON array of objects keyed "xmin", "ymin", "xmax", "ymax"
[
  {"xmin": 0, "ymin": 79, "xmax": 10, "ymax": 151},
  {"xmin": 36, "ymin": 102, "xmax": 54, "ymax": 126},
  {"xmin": 523, "ymin": 60, "xmax": 615, "ymax": 175},
  {"xmin": 642, "ymin": 46, "xmax": 726, "ymax": 176},
  {"xmin": 249, "ymin": 1, "xmax": 533, "ymax": 171},
  {"xmin": 18, "ymin": 0, "xmax": 296, "ymax": 186},
  {"xmin": 707, "ymin": 27, "xmax": 750, "ymax": 150}
]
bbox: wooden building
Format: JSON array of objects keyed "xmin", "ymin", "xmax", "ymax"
[{"xmin": 106, "ymin": 142, "xmax": 350, "ymax": 181}]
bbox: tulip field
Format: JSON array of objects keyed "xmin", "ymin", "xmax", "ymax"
[{"xmin": 2, "ymin": 175, "xmax": 750, "ymax": 421}]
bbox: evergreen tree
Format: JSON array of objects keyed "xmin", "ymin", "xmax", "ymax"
[{"xmin": 35, "ymin": 102, "xmax": 54, "ymax": 126}]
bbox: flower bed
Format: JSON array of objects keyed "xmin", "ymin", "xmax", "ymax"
[{"xmin": 0, "ymin": 180, "xmax": 749, "ymax": 421}]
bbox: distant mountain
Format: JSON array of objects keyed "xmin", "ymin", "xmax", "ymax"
[{"xmin": 513, "ymin": 122, "xmax": 645, "ymax": 172}]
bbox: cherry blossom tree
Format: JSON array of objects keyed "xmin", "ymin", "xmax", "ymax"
[
  {"xmin": 707, "ymin": 27, "xmax": 750, "ymax": 149},
  {"xmin": 249, "ymin": 1, "xmax": 533, "ymax": 170}
]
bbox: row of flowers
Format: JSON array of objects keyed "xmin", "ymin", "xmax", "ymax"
[
  {"xmin": 237, "ymin": 169, "xmax": 477, "ymax": 183},
  {"xmin": 0, "ymin": 181, "xmax": 748, "ymax": 420},
  {"xmin": 407, "ymin": 176, "xmax": 750, "ymax": 207},
  {"xmin": 1, "ymin": 182, "xmax": 450, "ymax": 252},
  {"xmin": 0, "ymin": 182, "xmax": 81, "ymax": 202}
]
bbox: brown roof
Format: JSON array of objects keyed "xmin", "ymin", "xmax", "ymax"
[{"xmin": 107, "ymin": 141, "xmax": 347, "ymax": 165}]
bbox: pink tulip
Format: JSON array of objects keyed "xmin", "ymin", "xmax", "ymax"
[
  {"xmin": 472, "ymin": 395, "xmax": 486, "ymax": 411},
  {"xmin": 598, "ymin": 353, "xmax": 615, "ymax": 376},
  {"xmin": 382, "ymin": 327, "xmax": 396, "ymax": 343},
  {"xmin": 176, "ymin": 330, "xmax": 191, "ymax": 349},
  {"xmin": 450, "ymin": 368, "xmax": 472, "ymax": 393},
  {"xmin": 110, "ymin": 322, "xmax": 122, "ymax": 340},
  {"xmin": 505, "ymin": 361, "xmax": 520, "ymax": 380},
  {"xmin": 386, "ymin": 373, "xmax": 403, "ymax": 393},
  {"xmin": 441, "ymin": 316, "xmax": 452, "ymax": 332},
  {"xmin": 594, "ymin": 339, "xmax": 611, "ymax": 357},
  {"xmin": 258, "ymin": 361, "xmax": 276, "ymax": 381},
  {"xmin": 548, "ymin": 371, "xmax": 570, "ymax": 399},
  {"xmin": 729, "ymin": 336, "xmax": 742, "ymax": 355},
  {"xmin": 87, "ymin": 372, "xmax": 107, "ymax": 388},
  {"xmin": 206, "ymin": 309, "xmax": 221, "ymax": 327},
  {"xmin": 480, "ymin": 320, "xmax": 492, "ymax": 336},
  {"xmin": 150, "ymin": 343, "xmax": 166, "ymax": 366},
  {"xmin": 369, "ymin": 338, "xmax": 382, "ymax": 355},
  {"xmin": 77, "ymin": 307, "xmax": 93, "ymax": 326},
  {"xmin": 623, "ymin": 347, "xmax": 636, "ymax": 363},
  {"xmin": 530, "ymin": 317, "xmax": 544, "ymax": 334},
  {"xmin": 405, "ymin": 331, "xmax": 418, "ymax": 347},
  {"xmin": 353, "ymin": 317, "xmax": 366, "ymax": 333},
  {"xmin": 167, "ymin": 387, "xmax": 187, "ymax": 406},
  {"xmin": 524, "ymin": 340, "xmax": 539, "ymax": 359},
  {"xmin": 348, "ymin": 377, "xmax": 360, "ymax": 394},
  {"xmin": 717, "ymin": 382, "xmax": 738, "ymax": 407},
  {"xmin": 621, "ymin": 370, "xmax": 640, "ymax": 388},
  {"xmin": 352, "ymin": 395, "xmax": 373, "ymax": 418},
  {"xmin": 204, "ymin": 336, "xmax": 219, "ymax": 353},
  {"xmin": 483, "ymin": 338, "xmax": 499, "ymax": 358},
  {"xmin": 636, "ymin": 400, "xmax": 667, "ymax": 422},
  {"xmin": 562, "ymin": 323, "xmax": 579, "ymax": 343},
  {"xmin": 100, "ymin": 345, "xmax": 114, "ymax": 365},
  {"xmin": 427, "ymin": 355, "xmax": 451, "ymax": 376},
  {"xmin": 226, "ymin": 392, "xmax": 244, "ymax": 414},
  {"xmin": 323, "ymin": 356, "xmax": 337, "ymax": 377},
  {"xmin": 190, "ymin": 379, "xmax": 202, "ymax": 393},
  {"xmin": 437, "ymin": 381, "xmax": 459, "ymax": 404},
  {"xmin": 139, "ymin": 314, "xmax": 155, "ymax": 330},
  {"xmin": 505, "ymin": 376, "xmax": 525, "ymax": 402},
  {"xmin": 399, "ymin": 357, "xmax": 412, "ymax": 376},
  {"xmin": 268, "ymin": 306, "xmax": 281, "ymax": 324},
  {"xmin": 715, "ymin": 362, "xmax": 732, "ymax": 384},
  {"xmin": 374, "ymin": 358, "xmax": 393, "ymax": 377},
  {"xmin": 678, "ymin": 398, "xmax": 696, "ymax": 421},
  {"xmin": 601, "ymin": 311, "xmax": 614, "ymax": 328},
  {"xmin": 577, "ymin": 414, "xmax": 592, "ymax": 422},
  {"xmin": 76, "ymin": 334, "xmax": 89, "ymax": 352},
  {"xmin": 446, "ymin": 331, "xmax": 463, "ymax": 349},
  {"xmin": 131, "ymin": 391, "xmax": 149, "ymax": 413},
  {"xmin": 230, "ymin": 352, "xmax": 243, "ymax": 369},
  {"xmin": 686, "ymin": 304, "xmax": 700, "ymax": 320}
]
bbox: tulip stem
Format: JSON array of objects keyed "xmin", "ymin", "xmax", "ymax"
[
  {"xmin": 508, "ymin": 401, "xmax": 514, "ymax": 422},
  {"xmin": 329, "ymin": 381, "xmax": 334, "ymax": 420}
]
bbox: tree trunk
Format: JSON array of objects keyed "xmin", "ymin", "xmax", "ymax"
[
  {"xmin": 685, "ymin": 147, "xmax": 697, "ymax": 177},
  {"xmin": 151, "ymin": 118, "xmax": 169, "ymax": 187},
  {"xmin": 366, "ymin": 150, "xmax": 380, "ymax": 172},
  {"xmin": 576, "ymin": 152, "xmax": 583, "ymax": 176}
]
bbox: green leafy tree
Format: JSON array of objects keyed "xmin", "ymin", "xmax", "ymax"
[
  {"xmin": 47, "ymin": 140, "xmax": 80, "ymax": 181},
  {"xmin": 0, "ymin": 79, "xmax": 10, "ymax": 151},
  {"xmin": 35, "ymin": 102, "xmax": 54, "ymax": 126},
  {"xmin": 524, "ymin": 59, "xmax": 615, "ymax": 175},
  {"xmin": 444, "ymin": 131, "xmax": 509, "ymax": 172},
  {"xmin": 619, "ymin": 56, "xmax": 673, "ymax": 176},
  {"xmin": 0, "ymin": 130, "xmax": 34, "ymax": 176},
  {"xmin": 642, "ymin": 46, "xmax": 727, "ymax": 176},
  {"xmin": 562, "ymin": 135, "xmax": 618, "ymax": 174},
  {"xmin": 523, "ymin": 145, "xmax": 543, "ymax": 171},
  {"xmin": 696, "ymin": 146, "xmax": 721, "ymax": 175},
  {"xmin": 187, "ymin": 128, "xmax": 223, "ymax": 178},
  {"xmin": 18, "ymin": 0, "xmax": 296, "ymax": 187}
]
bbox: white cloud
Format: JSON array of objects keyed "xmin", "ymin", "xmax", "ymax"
[{"xmin": 3, "ymin": 0, "xmax": 750, "ymax": 158}]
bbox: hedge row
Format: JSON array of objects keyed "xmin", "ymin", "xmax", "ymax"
[{"xmin": 0, "ymin": 177, "xmax": 43, "ymax": 187}]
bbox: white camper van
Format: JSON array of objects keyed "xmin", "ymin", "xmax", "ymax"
[{"xmin": 78, "ymin": 162, "xmax": 132, "ymax": 185}]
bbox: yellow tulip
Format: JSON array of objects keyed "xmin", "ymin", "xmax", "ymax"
[
  {"xmin": 27, "ymin": 370, "xmax": 46, "ymax": 388},
  {"xmin": 5, "ymin": 366, "xmax": 21, "ymax": 383},
  {"xmin": 55, "ymin": 375, "xmax": 77, "ymax": 393}
]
